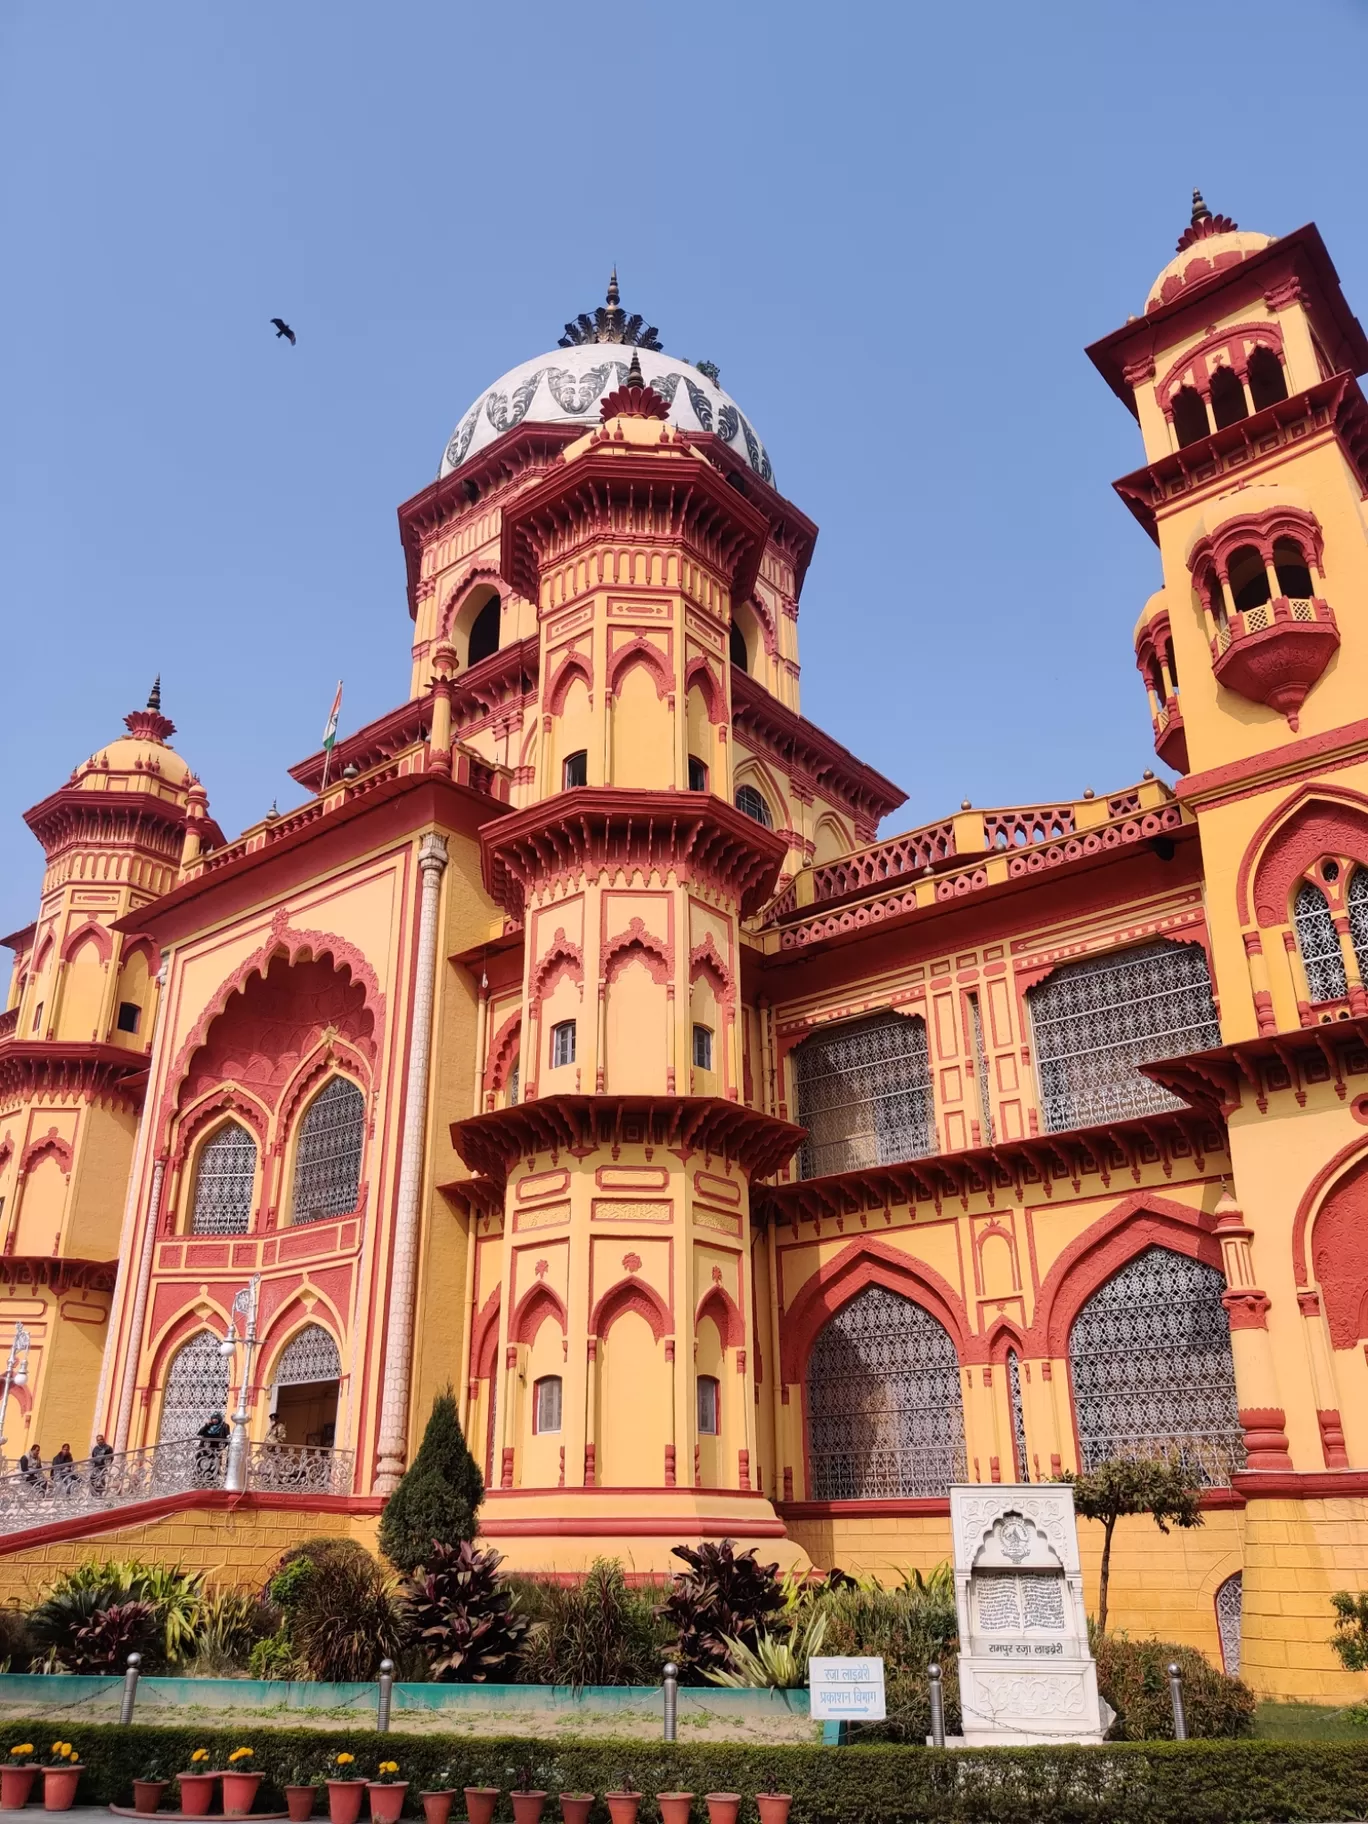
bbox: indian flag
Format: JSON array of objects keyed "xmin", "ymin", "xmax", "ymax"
[{"xmin": 322, "ymin": 680, "xmax": 344, "ymax": 751}]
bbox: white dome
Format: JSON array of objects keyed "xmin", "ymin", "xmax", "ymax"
[{"xmin": 440, "ymin": 343, "xmax": 774, "ymax": 485}]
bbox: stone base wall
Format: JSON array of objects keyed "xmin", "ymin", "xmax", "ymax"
[{"xmin": 1241, "ymin": 1494, "xmax": 1368, "ymax": 1701}]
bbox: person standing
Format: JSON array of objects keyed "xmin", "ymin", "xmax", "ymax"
[
  {"xmin": 50, "ymin": 1443, "xmax": 76, "ymax": 1494},
  {"xmin": 89, "ymin": 1433, "xmax": 114, "ymax": 1496}
]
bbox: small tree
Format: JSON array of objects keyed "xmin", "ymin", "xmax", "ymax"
[
  {"xmin": 378, "ymin": 1386, "xmax": 484, "ymax": 1575},
  {"xmin": 1061, "ymin": 1456, "xmax": 1203, "ymax": 1633},
  {"xmin": 1330, "ymin": 1591, "xmax": 1368, "ymax": 1670}
]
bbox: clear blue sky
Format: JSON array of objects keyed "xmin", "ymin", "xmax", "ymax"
[{"xmin": 3, "ymin": 0, "xmax": 1367, "ymax": 936}]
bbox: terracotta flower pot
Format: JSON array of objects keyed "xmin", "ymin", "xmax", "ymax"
[
  {"xmin": 367, "ymin": 1783, "xmax": 407, "ymax": 1824},
  {"xmin": 133, "ymin": 1779, "xmax": 170, "ymax": 1814},
  {"xmin": 658, "ymin": 1794, "xmax": 694, "ymax": 1824},
  {"xmin": 703, "ymin": 1797, "xmax": 740, "ymax": 1824},
  {"xmin": 419, "ymin": 1793, "xmax": 453, "ymax": 1824},
  {"xmin": 179, "ymin": 1773, "xmax": 219, "ymax": 1819},
  {"xmin": 286, "ymin": 1787, "xmax": 319, "ymax": 1822},
  {"xmin": 1, "ymin": 1765, "xmax": 38, "ymax": 1809},
  {"xmin": 511, "ymin": 1794, "xmax": 546, "ymax": 1824},
  {"xmin": 559, "ymin": 1796, "xmax": 594, "ymax": 1824},
  {"xmin": 464, "ymin": 1789, "xmax": 500, "ymax": 1824},
  {"xmin": 606, "ymin": 1796, "xmax": 640, "ymax": 1824},
  {"xmin": 224, "ymin": 1771, "xmax": 264, "ymax": 1816},
  {"xmin": 328, "ymin": 1781, "xmax": 368, "ymax": 1824},
  {"xmin": 756, "ymin": 1800, "xmax": 791, "ymax": 1824},
  {"xmin": 42, "ymin": 1766, "xmax": 83, "ymax": 1812}
]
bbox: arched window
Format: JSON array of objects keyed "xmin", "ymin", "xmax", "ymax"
[
  {"xmin": 189, "ymin": 1122, "xmax": 257, "ymax": 1236},
  {"xmin": 735, "ymin": 784, "xmax": 772, "ymax": 828},
  {"xmin": 1273, "ymin": 537, "xmax": 1313, "ymax": 600},
  {"xmin": 696, "ymin": 1375, "xmax": 720, "ymax": 1435},
  {"xmin": 1027, "ymin": 941, "xmax": 1221, "ymax": 1133},
  {"xmin": 1229, "ymin": 545, "xmax": 1270, "ymax": 612},
  {"xmin": 805, "ymin": 1285, "xmax": 966, "ymax": 1498},
  {"xmin": 532, "ymin": 1376, "xmax": 562, "ymax": 1435},
  {"xmin": 794, "ymin": 1011, "xmax": 936, "ymax": 1178},
  {"xmin": 1247, "ymin": 346, "xmax": 1288, "ymax": 412},
  {"xmin": 1294, "ymin": 880, "xmax": 1347, "ymax": 1003},
  {"xmin": 291, "ymin": 1077, "xmax": 365, "ymax": 1225},
  {"xmin": 1068, "ymin": 1246, "xmax": 1245, "ymax": 1485},
  {"xmin": 1208, "ymin": 365, "xmax": 1248, "ymax": 430},
  {"xmin": 729, "ymin": 619, "xmax": 749, "ymax": 672},
  {"xmin": 1348, "ymin": 870, "xmax": 1368, "ymax": 985},
  {"xmin": 157, "ymin": 1330, "xmax": 230, "ymax": 1443},
  {"xmin": 269, "ymin": 1323, "xmax": 342, "ymax": 1451},
  {"xmin": 1171, "ymin": 386, "xmax": 1210, "ymax": 448},
  {"xmin": 1006, "ymin": 1348, "xmax": 1029, "ymax": 1482},
  {"xmin": 467, "ymin": 594, "xmax": 501, "ymax": 667},
  {"xmin": 272, "ymin": 1324, "xmax": 341, "ymax": 1388},
  {"xmin": 1215, "ymin": 1572, "xmax": 1243, "ymax": 1675},
  {"xmin": 687, "ymin": 755, "xmax": 708, "ymax": 792}
]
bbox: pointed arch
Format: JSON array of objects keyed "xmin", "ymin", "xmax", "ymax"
[
  {"xmin": 590, "ymin": 1274, "xmax": 672, "ymax": 1343},
  {"xmin": 485, "ymin": 1009, "xmax": 522, "ymax": 1096},
  {"xmin": 438, "ymin": 565, "xmax": 504, "ymax": 642},
  {"xmin": 779, "ymin": 1238, "xmax": 969, "ymax": 1384},
  {"xmin": 546, "ymin": 649, "xmax": 594, "ymax": 716},
  {"xmin": 471, "ymin": 1287, "xmax": 502, "ymax": 1380},
  {"xmin": 603, "ymin": 917, "xmax": 670, "ymax": 986},
  {"xmin": 608, "ymin": 638, "xmax": 672, "ymax": 702},
  {"xmin": 689, "ymin": 934, "xmax": 734, "ymax": 1004},
  {"xmin": 982, "ymin": 1313, "xmax": 1029, "ymax": 1364},
  {"xmin": 696, "ymin": 1282, "xmax": 744, "ymax": 1349},
  {"xmin": 117, "ymin": 934, "xmax": 161, "ymax": 977},
  {"xmin": 171, "ymin": 1087, "xmax": 269, "ymax": 1172},
  {"xmin": 684, "ymin": 655, "xmax": 725, "ymax": 723},
  {"xmin": 289, "ymin": 1074, "xmax": 366, "ymax": 1225},
  {"xmin": 262, "ymin": 1317, "xmax": 343, "ymax": 1387},
  {"xmin": 510, "ymin": 1279, "xmax": 568, "ymax": 1346},
  {"xmin": 278, "ymin": 1044, "xmax": 371, "ymax": 1141},
  {"xmin": 151, "ymin": 1322, "xmax": 231, "ymax": 1442},
  {"xmin": 531, "ymin": 928, "xmax": 584, "ymax": 1009},
  {"xmin": 18, "ymin": 1133, "xmax": 73, "ymax": 1179},
  {"xmin": 1238, "ymin": 783, "xmax": 1368, "ymax": 925},
  {"xmin": 59, "ymin": 920, "xmax": 113, "ymax": 966}
]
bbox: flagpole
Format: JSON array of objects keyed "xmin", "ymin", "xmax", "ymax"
[{"xmin": 319, "ymin": 680, "xmax": 343, "ymax": 794}]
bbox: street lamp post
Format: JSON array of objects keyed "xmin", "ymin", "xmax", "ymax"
[
  {"xmin": 219, "ymin": 1277, "xmax": 261, "ymax": 1494},
  {"xmin": 0, "ymin": 1325, "xmax": 31, "ymax": 1474}
]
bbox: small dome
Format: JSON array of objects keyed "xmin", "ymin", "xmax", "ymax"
[
  {"xmin": 1146, "ymin": 192, "xmax": 1271, "ymax": 314},
  {"xmin": 440, "ymin": 275, "xmax": 773, "ymax": 483},
  {"xmin": 75, "ymin": 680, "xmax": 191, "ymax": 790}
]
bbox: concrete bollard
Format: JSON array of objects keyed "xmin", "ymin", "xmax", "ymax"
[
  {"xmin": 119, "ymin": 1653, "xmax": 142, "ymax": 1727},
  {"xmin": 663, "ymin": 1661, "xmax": 679, "ymax": 1742},
  {"xmin": 928, "ymin": 1662, "xmax": 946, "ymax": 1748},
  {"xmin": 1167, "ymin": 1662, "xmax": 1187, "ymax": 1741},
  {"xmin": 377, "ymin": 1659, "xmax": 395, "ymax": 1734}
]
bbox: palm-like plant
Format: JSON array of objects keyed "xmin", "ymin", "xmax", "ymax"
[
  {"xmin": 657, "ymin": 1539, "xmax": 784, "ymax": 1680},
  {"xmin": 706, "ymin": 1609, "xmax": 829, "ymax": 1689},
  {"xmin": 404, "ymin": 1540, "xmax": 529, "ymax": 1681},
  {"xmin": 28, "ymin": 1587, "xmax": 160, "ymax": 1673}
]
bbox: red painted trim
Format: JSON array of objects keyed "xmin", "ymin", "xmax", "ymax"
[
  {"xmin": 695, "ymin": 1283, "xmax": 744, "ymax": 1350},
  {"xmin": 779, "ymin": 1497, "xmax": 951, "ymax": 1519},
  {"xmin": 1233, "ymin": 1469, "xmax": 1368, "ymax": 1498},
  {"xmin": 471, "ymin": 1287, "xmax": 502, "ymax": 1380},
  {"xmin": 509, "ymin": 1279, "xmax": 568, "ymax": 1346},
  {"xmin": 59, "ymin": 920, "xmax": 114, "ymax": 967},
  {"xmin": 478, "ymin": 1515, "xmax": 788, "ymax": 1537},
  {"xmin": 589, "ymin": 1275, "xmax": 672, "ymax": 1344},
  {"xmin": 1183, "ymin": 719, "xmax": 1368, "ymax": 821},
  {"xmin": 1291, "ymin": 1134, "xmax": 1368, "ymax": 1286},
  {"xmin": 1237, "ymin": 784, "xmax": 1368, "ymax": 926},
  {"xmin": 777, "ymin": 1237, "xmax": 970, "ymax": 1385},
  {"xmin": 0, "ymin": 1490, "xmax": 383, "ymax": 1558}
]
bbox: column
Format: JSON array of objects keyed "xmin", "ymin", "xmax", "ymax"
[
  {"xmin": 113, "ymin": 1155, "xmax": 167, "ymax": 1451},
  {"xmin": 1215, "ymin": 1190, "xmax": 1293, "ymax": 1470},
  {"xmin": 374, "ymin": 832, "xmax": 449, "ymax": 1492},
  {"xmin": 1296, "ymin": 1289, "xmax": 1349, "ymax": 1469}
]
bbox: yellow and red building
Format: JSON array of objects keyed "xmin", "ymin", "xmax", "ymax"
[{"xmin": 4, "ymin": 206, "xmax": 1368, "ymax": 1699}]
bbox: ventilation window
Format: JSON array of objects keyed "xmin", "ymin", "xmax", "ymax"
[
  {"xmin": 550, "ymin": 1020, "xmax": 576, "ymax": 1069},
  {"xmin": 735, "ymin": 785, "xmax": 773, "ymax": 828},
  {"xmin": 687, "ymin": 755, "xmax": 708, "ymax": 792},
  {"xmin": 562, "ymin": 750, "xmax": 588, "ymax": 790},
  {"xmin": 729, "ymin": 620, "xmax": 749, "ymax": 672},
  {"xmin": 1171, "ymin": 386, "xmax": 1211, "ymax": 449},
  {"xmin": 693, "ymin": 1024, "xmax": 714, "ymax": 1071},
  {"xmin": 116, "ymin": 1001, "xmax": 142, "ymax": 1034},
  {"xmin": 1248, "ymin": 346, "xmax": 1288, "ymax": 412},
  {"xmin": 533, "ymin": 1375, "xmax": 563, "ymax": 1434},
  {"xmin": 467, "ymin": 594, "xmax": 501, "ymax": 667},
  {"xmin": 697, "ymin": 1375, "xmax": 720, "ymax": 1436}
]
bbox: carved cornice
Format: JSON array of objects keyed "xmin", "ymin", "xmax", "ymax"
[
  {"xmin": 0, "ymin": 1042, "xmax": 149, "ymax": 1113},
  {"xmin": 1140, "ymin": 1016, "xmax": 1368, "ymax": 1119},
  {"xmin": 731, "ymin": 671, "xmax": 906, "ymax": 827},
  {"xmin": 0, "ymin": 1256, "xmax": 118, "ymax": 1294}
]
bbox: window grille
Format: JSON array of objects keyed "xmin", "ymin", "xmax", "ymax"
[
  {"xmin": 795, "ymin": 1012, "xmax": 936, "ymax": 1179},
  {"xmin": 1007, "ymin": 1348, "xmax": 1028, "ymax": 1481},
  {"xmin": 969, "ymin": 994, "xmax": 994, "ymax": 1145},
  {"xmin": 533, "ymin": 1376, "xmax": 562, "ymax": 1434},
  {"xmin": 272, "ymin": 1324, "xmax": 341, "ymax": 1387},
  {"xmin": 1068, "ymin": 1246, "xmax": 1246, "ymax": 1486},
  {"xmin": 735, "ymin": 785, "xmax": 772, "ymax": 828},
  {"xmin": 805, "ymin": 1284, "xmax": 966, "ymax": 1499},
  {"xmin": 550, "ymin": 1020, "xmax": 576, "ymax": 1069},
  {"xmin": 291, "ymin": 1077, "xmax": 365, "ymax": 1225},
  {"xmin": 157, "ymin": 1331, "xmax": 230, "ymax": 1442},
  {"xmin": 1296, "ymin": 881, "xmax": 1347, "ymax": 1003},
  {"xmin": 693, "ymin": 1024, "xmax": 714, "ymax": 1071},
  {"xmin": 697, "ymin": 1375, "xmax": 720, "ymax": 1436},
  {"xmin": 1028, "ymin": 941, "xmax": 1221, "ymax": 1133},
  {"xmin": 190, "ymin": 1123, "xmax": 257, "ymax": 1236},
  {"xmin": 507, "ymin": 1059, "xmax": 519, "ymax": 1106},
  {"xmin": 1215, "ymin": 1572, "xmax": 1242, "ymax": 1676},
  {"xmin": 1347, "ymin": 869, "xmax": 1368, "ymax": 985}
]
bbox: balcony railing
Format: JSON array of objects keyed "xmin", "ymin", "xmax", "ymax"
[
  {"xmin": 1211, "ymin": 595, "xmax": 1336, "ymax": 657},
  {"xmin": 0, "ymin": 1438, "xmax": 354, "ymax": 1535}
]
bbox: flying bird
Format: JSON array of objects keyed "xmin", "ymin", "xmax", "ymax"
[{"xmin": 270, "ymin": 318, "xmax": 296, "ymax": 344}]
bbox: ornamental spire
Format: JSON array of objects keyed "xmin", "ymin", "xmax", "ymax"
[
  {"xmin": 599, "ymin": 347, "xmax": 670, "ymax": 422},
  {"xmin": 147, "ymin": 675, "xmax": 162, "ymax": 712},
  {"xmin": 559, "ymin": 270, "xmax": 663, "ymax": 350},
  {"xmin": 1175, "ymin": 188, "xmax": 1238, "ymax": 253},
  {"xmin": 124, "ymin": 679, "xmax": 175, "ymax": 744}
]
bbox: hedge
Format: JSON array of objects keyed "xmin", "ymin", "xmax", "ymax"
[{"xmin": 5, "ymin": 1724, "xmax": 1368, "ymax": 1823}]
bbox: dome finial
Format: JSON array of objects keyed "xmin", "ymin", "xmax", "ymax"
[
  {"xmin": 625, "ymin": 349, "xmax": 644, "ymax": 388},
  {"xmin": 559, "ymin": 269, "xmax": 662, "ymax": 351},
  {"xmin": 607, "ymin": 265, "xmax": 620, "ymax": 309},
  {"xmin": 1175, "ymin": 190, "xmax": 1238, "ymax": 253},
  {"xmin": 1191, "ymin": 188, "xmax": 1211, "ymax": 226},
  {"xmin": 147, "ymin": 675, "xmax": 162, "ymax": 712}
]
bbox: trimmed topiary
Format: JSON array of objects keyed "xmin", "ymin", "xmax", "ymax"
[
  {"xmin": 379, "ymin": 1387, "xmax": 484, "ymax": 1575},
  {"xmin": 1093, "ymin": 1632, "xmax": 1256, "ymax": 1739}
]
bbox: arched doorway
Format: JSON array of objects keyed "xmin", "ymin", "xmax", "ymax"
[
  {"xmin": 268, "ymin": 1325, "xmax": 341, "ymax": 1447},
  {"xmin": 157, "ymin": 1331, "xmax": 231, "ymax": 1443}
]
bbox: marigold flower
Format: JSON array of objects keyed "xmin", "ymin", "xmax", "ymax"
[
  {"xmin": 335, "ymin": 1755, "xmax": 355, "ymax": 1768},
  {"xmin": 11, "ymin": 1745, "xmax": 33, "ymax": 1758},
  {"xmin": 229, "ymin": 1749, "xmax": 254, "ymax": 1763},
  {"xmin": 191, "ymin": 1750, "xmax": 210, "ymax": 1764},
  {"xmin": 379, "ymin": 1763, "xmax": 398, "ymax": 1776}
]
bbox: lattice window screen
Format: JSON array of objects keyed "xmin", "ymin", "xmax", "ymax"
[
  {"xmin": 1028, "ymin": 941, "xmax": 1221, "ymax": 1133},
  {"xmin": 1296, "ymin": 881, "xmax": 1348, "ymax": 1003},
  {"xmin": 1068, "ymin": 1246, "xmax": 1246, "ymax": 1486},
  {"xmin": 157, "ymin": 1330, "xmax": 230, "ymax": 1441},
  {"xmin": 970, "ymin": 995, "xmax": 994, "ymax": 1145},
  {"xmin": 795, "ymin": 1012, "xmax": 936, "ymax": 1179},
  {"xmin": 1007, "ymin": 1348, "xmax": 1029, "ymax": 1481},
  {"xmin": 805, "ymin": 1284, "xmax": 966, "ymax": 1498},
  {"xmin": 1215, "ymin": 1572, "xmax": 1243, "ymax": 1675},
  {"xmin": 1347, "ymin": 870, "xmax": 1368, "ymax": 988},
  {"xmin": 190, "ymin": 1123, "xmax": 256, "ymax": 1236},
  {"xmin": 273, "ymin": 1324, "xmax": 341, "ymax": 1386},
  {"xmin": 291, "ymin": 1077, "xmax": 365, "ymax": 1224}
]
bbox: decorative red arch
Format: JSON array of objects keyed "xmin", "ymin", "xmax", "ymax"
[
  {"xmin": 1238, "ymin": 784, "xmax": 1368, "ymax": 926},
  {"xmin": 1031, "ymin": 1190, "xmax": 1224, "ymax": 1359},
  {"xmin": 259, "ymin": 1303, "xmax": 345, "ymax": 1380},
  {"xmin": 277, "ymin": 1047, "xmax": 370, "ymax": 1142},
  {"xmin": 471, "ymin": 1287, "xmax": 502, "ymax": 1380},
  {"xmin": 545, "ymin": 649, "xmax": 594, "ymax": 716},
  {"xmin": 696, "ymin": 1283, "xmax": 744, "ymax": 1349},
  {"xmin": 1293, "ymin": 1147, "xmax": 1368, "ymax": 1348},
  {"xmin": 683, "ymin": 655, "xmax": 725, "ymax": 723},
  {"xmin": 438, "ymin": 565, "xmax": 504, "ymax": 642},
  {"xmin": 117, "ymin": 934, "xmax": 161, "ymax": 977},
  {"xmin": 144, "ymin": 1312, "xmax": 230, "ymax": 1408},
  {"xmin": 590, "ymin": 1275, "xmax": 672, "ymax": 1343},
  {"xmin": 170, "ymin": 1087, "xmax": 269, "ymax": 1173},
  {"xmin": 59, "ymin": 920, "xmax": 113, "ymax": 966},
  {"xmin": 18, "ymin": 1132, "xmax": 73, "ymax": 1180},
  {"xmin": 778, "ymin": 1238, "xmax": 970, "ymax": 1385},
  {"xmin": 983, "ymin": 1314, "xmax": 1029, "ymax": 1364},
  {"xmin": 608, "ymin": 638, "xmax": 671, "ymax": 702},
  {"xmin": 531, "ymin": 929, "xmax": 584, "ymax": 1009},
  {"xmin": 510, "ymin": 1280, "xmax": 568, "ymax": 1346},
  {"xmin": 689, "ymin": 934, "xmax": 733, "ymax": 1003},
  {"xmin": 1292, "ymin": 1134, "xmax": 1368, "ymax": 1287},
  {"xmin": 1155, "ymin": 321, "xmax": 1284, "ymax": 409},
  {"xmin": 485, "ymin": 1009, "xmax": 522, "ymax": 1097},
  {"xmin": 603, "ymin": 918, "xmax": 670, "ymax": 986}
]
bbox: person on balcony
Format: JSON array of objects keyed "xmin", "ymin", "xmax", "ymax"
[
  {"xmin": 89, "ymin": 1433, "xmax": 113, "ymax": 1495},
  {"xmin": 195, "ymin": 1411, "xmax": 230, "ymax": 1480},
  {"xmin": 18, "ymin": 1447, "xmax": 43, "ymax": 1491},
  {"xmin": 265, "ymin": 1413, "xmax": 287, "ymax": 1447},
  {"xmin": 49, "ymin": 1444, "xmax": 76, "ymax": 1494}
]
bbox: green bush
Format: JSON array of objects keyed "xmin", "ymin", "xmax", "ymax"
[
  {"xmin": 265, "ymin": 1538, "xmax": 405, "ymax": 1682},
  {"xmin": 404, "ymin": 1540, "xmax": 529, "ymax": 1681},
  {"xmin": 1330, "ymin": 1591, "xmax": 1368, "ymax": 1671},
  {"xmin": 657, "ymin": 1540, "xmax": 784, "ymax": 1682},
  {"xmin": 516, "ymin": 1560, "xmax": 669, "ymax": 1688},
  {"xmin": 1093, "ymin": 1634, "xmax": 1255, "ymax": 1740},
  {"xmin": 35, "ymin": 1558, "xmax": 205, "ymax": 1668},
  {"xmin": 817, "ymin": 1580, "xmax": 960, "ymax": 1743},
  {"xmin": 7, "ymin": 1723, "xmax": 1368, "ymax": 1823},
  {"xmin": 379, "ymin": 1387, "xmax": 484, "ymax": 1576}
]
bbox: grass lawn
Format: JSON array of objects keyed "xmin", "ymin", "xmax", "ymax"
[{"xmin": 1252, "ymin": 1699, "xmax": 1366, "ymax": 1742}]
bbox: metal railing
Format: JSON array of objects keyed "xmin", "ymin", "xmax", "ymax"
[{"xmin": 0, "ymin": 1438, "xmax": 354, "ymax": 1535}]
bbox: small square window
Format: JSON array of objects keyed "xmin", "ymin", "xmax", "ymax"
[
  {"xmin": 562, "ymin": 750, "xmax": 588, "ymax": 790},
  {"xmin": 533, "ymin": 1376, "xmax": 563, "ymax": 1434},
  {"xmin": 692, "ymin": 1024, "xmax": 713, "ymax": 1071},
  {"xmin": 687, "ymin": 755, "xmax": 708, "ymax": 792},
  {"xmin": 116, "ymin": 1001, "xmax": 142, "ymax": 1034},
  {"xmin": 697, "ymin": 1375, "xmax": 720, "ymax": 1436},
  {"xmin": 550, "ymin": 1020, "xmax": 576, "ymax": 1069}
]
